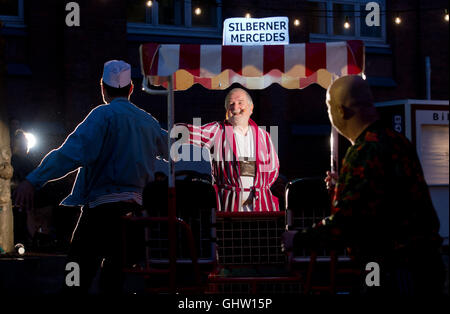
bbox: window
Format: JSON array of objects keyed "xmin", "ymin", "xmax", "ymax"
[
  {"xmin": 0, "ymin": 0, "xmax": 24, "ymax": 28},
  {"xmin": 0, "ymin": 0, "xmax": 18, "ymax": 15},
  {"xmin": 359, "ymin": 4, "xmax": 382, "ymax": 38},
  {"xmin": 310, "ymin": 1, "xmax": 327, "ymax": 34},
  {"xmin": 333, "ymin": 3, "xmax": 355, "ymax": 36},
  {"xmin": 158, "ymin": 0, "xmax": 184, "ymax": 26},
  {"xmin": 127, "ymin": 0, "xmax": 222, "ymax": 39},
  {"xmin": 192, "ymin": 0, "xmax": 217, "ymax": 28},
  {"xmin": 309, "ymin": 0, "xmax": 386, "ymax": 46}
]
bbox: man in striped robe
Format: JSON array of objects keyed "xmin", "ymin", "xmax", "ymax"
[{"xmin": 174, "ymin": 88, "xmax": 279, "ymax": 212}]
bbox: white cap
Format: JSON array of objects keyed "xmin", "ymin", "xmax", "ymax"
[{"xmin": 102, "ymin": 60, "xmax": 131, "ymax": 88}]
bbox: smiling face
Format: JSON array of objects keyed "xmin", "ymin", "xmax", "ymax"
[{"xmin": 225, "ymin": 89, "xmax": 254, "ymax": 126}]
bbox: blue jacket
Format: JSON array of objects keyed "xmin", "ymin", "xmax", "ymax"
[{"xmin": 26, "ymin": 97, "xmax": 168, "ymax": 206}]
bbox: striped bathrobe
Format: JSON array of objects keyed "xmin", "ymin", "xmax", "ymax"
[{"xmin": 176, "ymin": 119, "xmax": 279, "ymax": 212}]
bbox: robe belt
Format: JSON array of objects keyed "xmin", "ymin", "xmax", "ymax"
[
  {"xmin": 216, "ymin": 185, "xmax": 271, "ymax": 192},
  {"xmin": 239, "ymin": 160, "xmax": 256, "ymax": 177},
  {"xmin": 217, "ymin": 184, "xmax": 255, "ymax": 192}
]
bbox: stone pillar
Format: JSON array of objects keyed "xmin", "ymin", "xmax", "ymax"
[{"xmin": 0, "ymin": 20, "xmax": 14, "ymax": 253}]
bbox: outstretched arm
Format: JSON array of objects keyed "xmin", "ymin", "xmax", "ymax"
[
  {"xmin": 172, "ymin": 121, "xmax": 220, "ymax": 148},
  {"xmin": 24, "ymin": 107, "xmax": 108, "ymax": 190}
]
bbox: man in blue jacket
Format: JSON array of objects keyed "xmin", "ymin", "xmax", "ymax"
[{"xmin": 14, "ymin": 60, "xmax": 168, "ymax": 294}]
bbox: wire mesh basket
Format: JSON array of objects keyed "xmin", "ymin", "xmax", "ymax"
[{"xmin": 215, "ymin": 212, "xmax": 287, "ymax": 265}]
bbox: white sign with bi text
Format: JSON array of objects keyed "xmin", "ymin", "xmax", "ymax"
[{"xmin": 223, "ymin": 17, "xmax": 289, "ymax": 46}]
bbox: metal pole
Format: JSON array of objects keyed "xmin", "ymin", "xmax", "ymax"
[
  {"xmin": 167, "ymin": 76, "xmax": 175, "ymax": 189},
  {"xmin": 425, "ymin": 56, "xmax": 431, "ymax": 100},
  {"xmin": 141, "ymin": 76, "xmax": 177, "ymax": 292},
  {"xmin": 167, "ymin": 75, "xmax": 177, "ymax": 292},
  {"xmin": 330, "ymin": 127, "xmax": 339, "ymax": 174}
]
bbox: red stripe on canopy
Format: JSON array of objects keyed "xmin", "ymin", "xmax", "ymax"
[
  {"xmin": 346, "ymin": 40, "xmax": 364, "ymax": 74},
  {"xmin": 221, "ymin": 46, "xmax": 243, "ymax": 75},
  {"xmin": 305, "ymin": 43, "xmax": 326, "ymax": 76},
  {"xmin": 179, "ymin": 44, "xmax": 201, "ymax": 77},
  {"xmin": 141, "ymin": 43, "xmax": 160, "ymax": 76},
  {"xmin": 263, "ymin": 45, "xmax": 285, "ymax": 74}
]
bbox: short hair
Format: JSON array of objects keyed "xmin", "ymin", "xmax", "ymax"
[
  {"xmin": 224, "ymin": 88, "xmax": 253, "ymax": 110},
  {"xmin": 101, "ymin": 80, "xmax": 132, "ymax": 98}
]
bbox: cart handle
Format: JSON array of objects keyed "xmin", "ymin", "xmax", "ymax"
[{"xmin": 142, "ymin": 77, "xmax": 170, "ymax": 95}]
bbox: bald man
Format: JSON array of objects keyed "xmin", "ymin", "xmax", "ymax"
[{"xmin": 283, "ymin": 75, "xmax": 444, "ymax": 295}]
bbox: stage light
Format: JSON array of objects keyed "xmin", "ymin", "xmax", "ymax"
[
  {"xmin": 194, "ymin": 7, "xmax": 202, "ymax": 15},
  {"xmin": 344, "ymin": 16, "xmax": 350, "ymax": 29},
  {"xmin": 294, "ymin": 19, "xmax": 300, "ymax": 26},
  {"xmin": 394, "ymin": 13, "xmax": 402, "ymax": 25},
  {"xmin": 445, "ymin": 9, "xmax": 449, "ymax": 22},
  {"xmin": 146, "ymin": 1, "xmax": 153, "ymax": 7},
  {"xmin": 15, "ymin": 243, "xmax": 25, "ymax": 255},
  {"xmin": 245, "ymin": 13, "xmax": 251, "ymax": 18},
  {"xmin": 23, "ymin": 132, "xmax": 36, "ymax": 151}
]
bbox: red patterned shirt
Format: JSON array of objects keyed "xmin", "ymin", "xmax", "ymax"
[{"xmin": 324, "ymin": 120, "xmax": 442, "ymax": 258}]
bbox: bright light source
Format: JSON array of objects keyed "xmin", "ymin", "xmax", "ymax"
[
  {"xmin": 24, "ymin": 132, "xmax": 36, "ymax": 151},
  {"xmin": 294, "ymin": 19, "xmax": 300, "ymax": 26},
  {"xmin": 361, "ymin": 73, "xmax": 367, "ymax": 80},
  {"xmin": 445, "ymin": 9, "xmax": 449, "ymax": 22},
  {"xmin": 245, "ymin": 13, "xmax": 251, "ymax": 18},
  {"xmin": 394, "ymin": 15, "xmax": 402, "ymax": 25},
  {"xmin": 344, "ymin": 16, "xmax": 350, "ymax": 29},
  {"xmin": 15, "ymin": 243, "xmax": 25, "ymax": 255},
  {"xmin": 194, "ymin": 7, "xmax": 202, "ymax": 15},
  {"xmin": 146, "ymin": 1, "xmax": 153, "ymax": 7}
]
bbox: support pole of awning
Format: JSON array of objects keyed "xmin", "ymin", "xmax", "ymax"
[
  {"xmin": 142, "ymin": 76, "xmax": 177, "ymax": 293},
  {"xmin": 141, "ymin": 76, "xmax": 175, "ymax": 188},
  {"xmin": 330, "ymin": 127, "xmax": 339, "ymax": 174},
  {"xmin": 329, "ymin": 74, "xmax": 340, "ymax": 176}
]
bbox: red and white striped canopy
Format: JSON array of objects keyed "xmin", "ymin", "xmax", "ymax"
[{"xmin": 140, "ymin": 40, "xmax": 364, "ymax": 91}]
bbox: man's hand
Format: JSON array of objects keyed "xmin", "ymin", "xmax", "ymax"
[
  {"xmin": 281, "ymin": 230, "xmax": 298, "ymax": 252},
  {"xmin": 324, "ymin": 171, "xmax": 338, "ymax": 191},
  {"xmin": 14, "ymin": 180, "xmax": 35, "ymax": 211}
]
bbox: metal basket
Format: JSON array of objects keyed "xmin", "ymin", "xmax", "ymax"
[{"xmin": 215, "ymin": 212, "xmax": 286, "ymax": 265}]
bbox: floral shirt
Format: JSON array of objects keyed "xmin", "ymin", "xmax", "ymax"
[{"xmin": 322, "ymin": 120, "xmax": 442, "ymax": 259}]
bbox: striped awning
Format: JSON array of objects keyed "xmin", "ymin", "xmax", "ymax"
[{"xmin": 140, "ymin": 40, "xmax": 364, "ymax": 91}]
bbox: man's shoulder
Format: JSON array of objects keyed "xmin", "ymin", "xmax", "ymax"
[
  {"xmin": 364, "ymin": 124, "xmax": 413, "ymax": 153},
  {"xmin": 348, "ymin": 123, "xmax": 416, "ymax": 167},
  {"xmin": 78, "ymin": 104, "xmax": 111, "ymax": 125},
  {"xmin": 110, "ymin": 99, "xmax": 161, "ymax": 124},
  {"xmin": 89, "ymin": 103, "xmax": 111, "ymax": 116}
]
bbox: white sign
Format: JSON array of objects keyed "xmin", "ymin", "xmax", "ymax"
[{"xmin": 223, "ymin": 17, "xmax": 289, "ymax": 46}]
